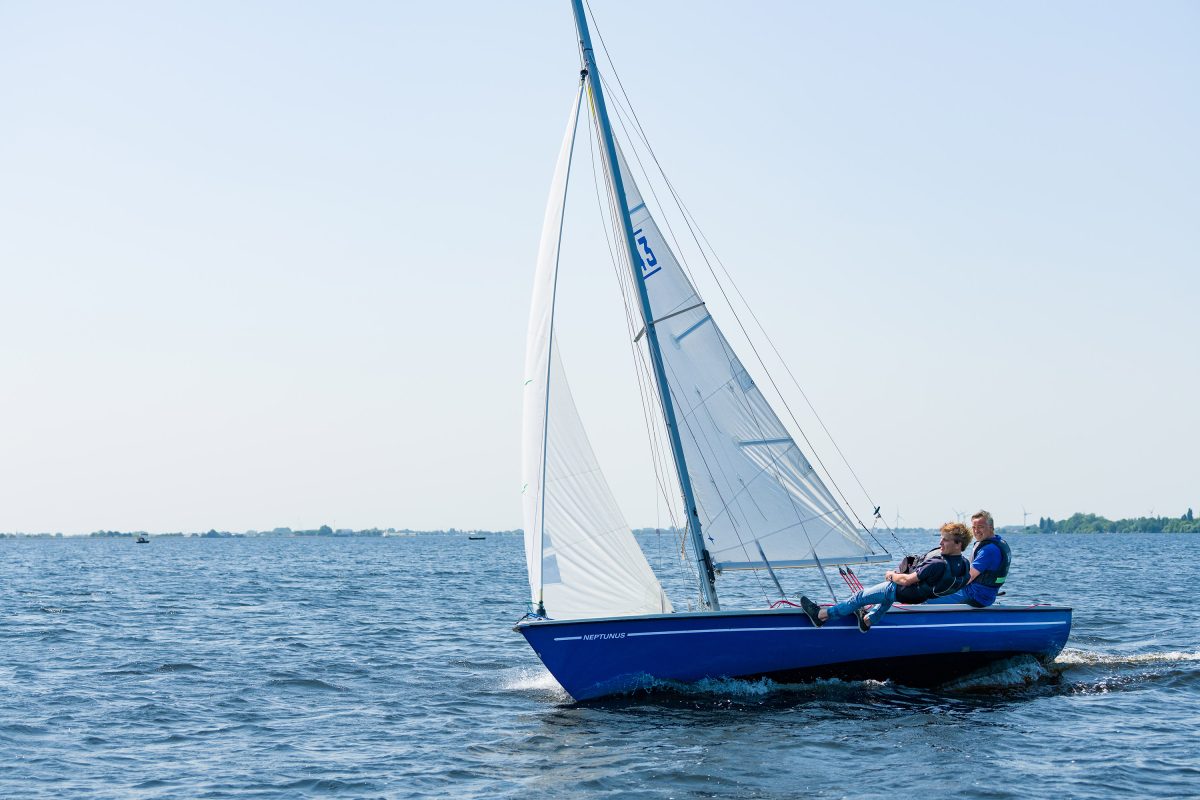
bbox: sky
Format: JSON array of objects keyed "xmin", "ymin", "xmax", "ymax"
[{"xmin": 1, "ymin": 1, "xmax": 1196, "ymax": 535}]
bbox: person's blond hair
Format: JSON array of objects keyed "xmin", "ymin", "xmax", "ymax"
[
  {"xmin": 939, "ymin": 522, "xmax": 972, "ymax": 550},
  {"xmin": 971, "ymin": 509, "xmax": 994, "ymax": 531}
]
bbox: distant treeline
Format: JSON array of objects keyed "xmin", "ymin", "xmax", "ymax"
[
  {"xmin": 1, "ymin": 527, "xmax": 520, "ymax": 539},
  {"xmin": 1036, "ymin": 509, "xmax": 1198, "ymax": 534},
  {"xmin": 12, "ymin": 514, "xmax": 1196, "ymax": 539}
]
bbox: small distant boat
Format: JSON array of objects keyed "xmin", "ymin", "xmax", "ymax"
[
  {"xmin": 135, "ymin": 534, "xmax": 150, "ymax": 544},
  {"xmin": 468, "ymin": 535, "xmax": 487, "ymax": 541}
]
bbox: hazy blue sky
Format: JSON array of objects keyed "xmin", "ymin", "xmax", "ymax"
[{"xmin": 1, "ymin": 1, "xmax": 1196, "ymax": 535}]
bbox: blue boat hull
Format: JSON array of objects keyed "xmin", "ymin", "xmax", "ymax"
[{"xmin": 516, "ymin": 605, "xmax": 1072, "ymax": 701}]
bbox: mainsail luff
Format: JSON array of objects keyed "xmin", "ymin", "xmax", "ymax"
[{"xmin": 570, "ymin": 0, "xmax": 720, "ymax": 611}]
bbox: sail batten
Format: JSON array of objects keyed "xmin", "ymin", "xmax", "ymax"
[{"xmin": 715, "ymin": 554, "xmax": 894, "ymax": 571}]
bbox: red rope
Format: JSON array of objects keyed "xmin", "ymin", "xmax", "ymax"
[{"xmin": 839, "ymin": 566, "xmax": 864, "ymax": 593}]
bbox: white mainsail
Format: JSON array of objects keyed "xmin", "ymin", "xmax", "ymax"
[
  {"xmin": 521, "ymin": 92, "xmax": 672, "ymax": 619},
  {"xmin": 610, "ymin": 148, "xmax": 888, "ymax": 571}
]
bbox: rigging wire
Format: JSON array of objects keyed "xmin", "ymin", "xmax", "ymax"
[
  {"xmin": 585, "ymin": 3, "xmax": 902, "ymax": 555},
  {"xmin": 531, "ymin": 83, "xmax": 586, "ymax": 614},
  {"xmin": 601, "ymin": 74, "xmax": 873, "ymax": 551},
  {"xmin": 591, "ymin": 71, "xmax": 782, "ymax": 584},
  {"xmin": 583, "ymin": 10, "xmax": 804, "ymax": 606},
  {"xmin": 590, "ymin": 108, "xmax": 782, "ymax": 609},
  {"xmin": 583, "ymin": 77, "xmax": 772, "ymax": 606},
  {"xmin": 584, "ymin": 78, "xmax": 780, "ymax": 605},
  {"xmin": 582, "ymin": 96, "xmax": 699, "ymax": 594},
  {"xmin": 601, "ymin": 87, "xmax": 832, "ymax": 593},
  {"xmin": 579, "ymin": 43, "xmax": 696, "ymax": 590},
  {"xmin": 589, "ymin": 57, "xmax": 841, "ymax": 604},
  {"xmin": 587, "ymin": 115, "xmax": 677, "ymax": 532}
]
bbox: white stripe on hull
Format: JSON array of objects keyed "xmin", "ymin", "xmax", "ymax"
[{"xmin": 553, "ymin": 621, "xmax": 1067, "ymax": 641}]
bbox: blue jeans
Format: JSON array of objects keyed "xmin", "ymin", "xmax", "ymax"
[
  {"xmin": 826, "ymin": 580, "xmax": 897, "ymax": 625},
  {"xmin": 925, "ymin": 591, "xmax": 967, "ymax": 605},
  {"xmin": 925, "ymin": 589, "xmax": 990, "ymax": 607}
]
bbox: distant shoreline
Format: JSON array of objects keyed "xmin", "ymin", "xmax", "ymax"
[
  {"xmin": 3, "ymin": 510, "xmax": 1197, "ymax": 539},
  {"xmin": 0, "ymin": 527, "xmax": 522, "ymax": 539},
  {"xmin": 1027, "ymin": 510, "xmax": 1198, "ymax": 534}
]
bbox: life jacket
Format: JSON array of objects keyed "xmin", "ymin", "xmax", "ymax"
[
  {"xmin": 972, "ymin": 535, "xmax": 1011, "ymax": 589},
  {"xmin": 895, "ymin": 547, "xmax": 940, "ymax": 575},
  {"xmin": 895, "ymin": 552, "xmax": 970, "ymax": 603}
]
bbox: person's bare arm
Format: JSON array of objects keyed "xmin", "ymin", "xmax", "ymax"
[{"xmin": 884, "ymin": 570, "xmax": 920, "ymax": 587}]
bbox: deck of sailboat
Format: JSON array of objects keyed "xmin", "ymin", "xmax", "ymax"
[{"xmin": 517, "ymin": 605, "xmax": 1072, "ymax": 701}]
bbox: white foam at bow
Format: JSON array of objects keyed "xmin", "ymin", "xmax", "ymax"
[
  {"xmin": 1055, "ymin": 648, "xmax": 1200, "ymax": 666},
  {"xmin": 501, "ymin": 667, "xmax": 571, "ymax": 701}
]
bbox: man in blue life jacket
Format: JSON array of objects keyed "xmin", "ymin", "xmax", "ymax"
[
  {"xmin": 926, "ymin": 509, "xmax": 1011, "ymax": 608},
  {"xmin": 798, "ymin": 522, "xmax": 972, "ymax": 632}
]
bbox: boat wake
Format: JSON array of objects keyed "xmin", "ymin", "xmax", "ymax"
[
  {"xmin": 939, "ymin": 655, "xmax": 1053, "ymax": 691},
  {"xmin": 1044, "ymin": 647, "xmax": 1200, "ymax": 694},
  {"xmin": 937, "ymin": 648, "xmax": 1200, "ymax": 694},
  {"xmin": 1054, "ymin": 647, "xmax": 1200, "ymax": 667}
]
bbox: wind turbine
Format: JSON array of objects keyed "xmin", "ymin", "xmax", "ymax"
[
  {"xmin": 952, "ymin": 507, "xmax": 964, "ymax": 523},
  {"xmin": 1022, "ymin": 506, "xmax": 1031, "ymax": 529}
]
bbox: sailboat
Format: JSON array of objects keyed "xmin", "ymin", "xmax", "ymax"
[{"xmin": 516, "ymin": 1, "xmax": 1071, "ymax": 703}]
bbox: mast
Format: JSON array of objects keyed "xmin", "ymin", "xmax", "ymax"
[{"xmin": 569, "ymin": 0, "xmax": 720, "ymax": 611}]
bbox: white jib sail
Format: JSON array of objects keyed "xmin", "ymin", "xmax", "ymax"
[
  {"xmin": 521, "ymin": 92, "xmax": 672, "ymax": 619},
  {"xmin": 612, "ymin": 147, "xmax": 887, "ymax": 571}
]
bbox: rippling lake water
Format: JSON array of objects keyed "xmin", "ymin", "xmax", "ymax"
[{"xmin": 1, "ymin": 532, "xmax": 1197, "ymax": 798}]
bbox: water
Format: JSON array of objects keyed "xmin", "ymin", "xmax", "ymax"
[{"xmin": 1, "ymin": 532, "xmax": 1197, "ymax": 799}]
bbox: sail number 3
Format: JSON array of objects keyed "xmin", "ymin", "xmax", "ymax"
[{"xmin": 633, "ymin": 228, "xmax": 661, "ymax": 279}]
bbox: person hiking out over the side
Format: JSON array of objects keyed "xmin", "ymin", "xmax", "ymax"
[
  {"xmin": 926, "ymin": 509, "xmax": 1011, "ymax": 608},
  {"xmin": 798, "ymin": 523, "xmax": 972, "ymax": 632}
]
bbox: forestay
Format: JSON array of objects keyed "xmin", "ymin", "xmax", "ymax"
[
  {"xmin": 611, "ymin": 148, "xmax": 889, "ymax": 571},
  {"xmin": 521, "ymin": 93, "xmax": 672, "ymax": 619}
]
